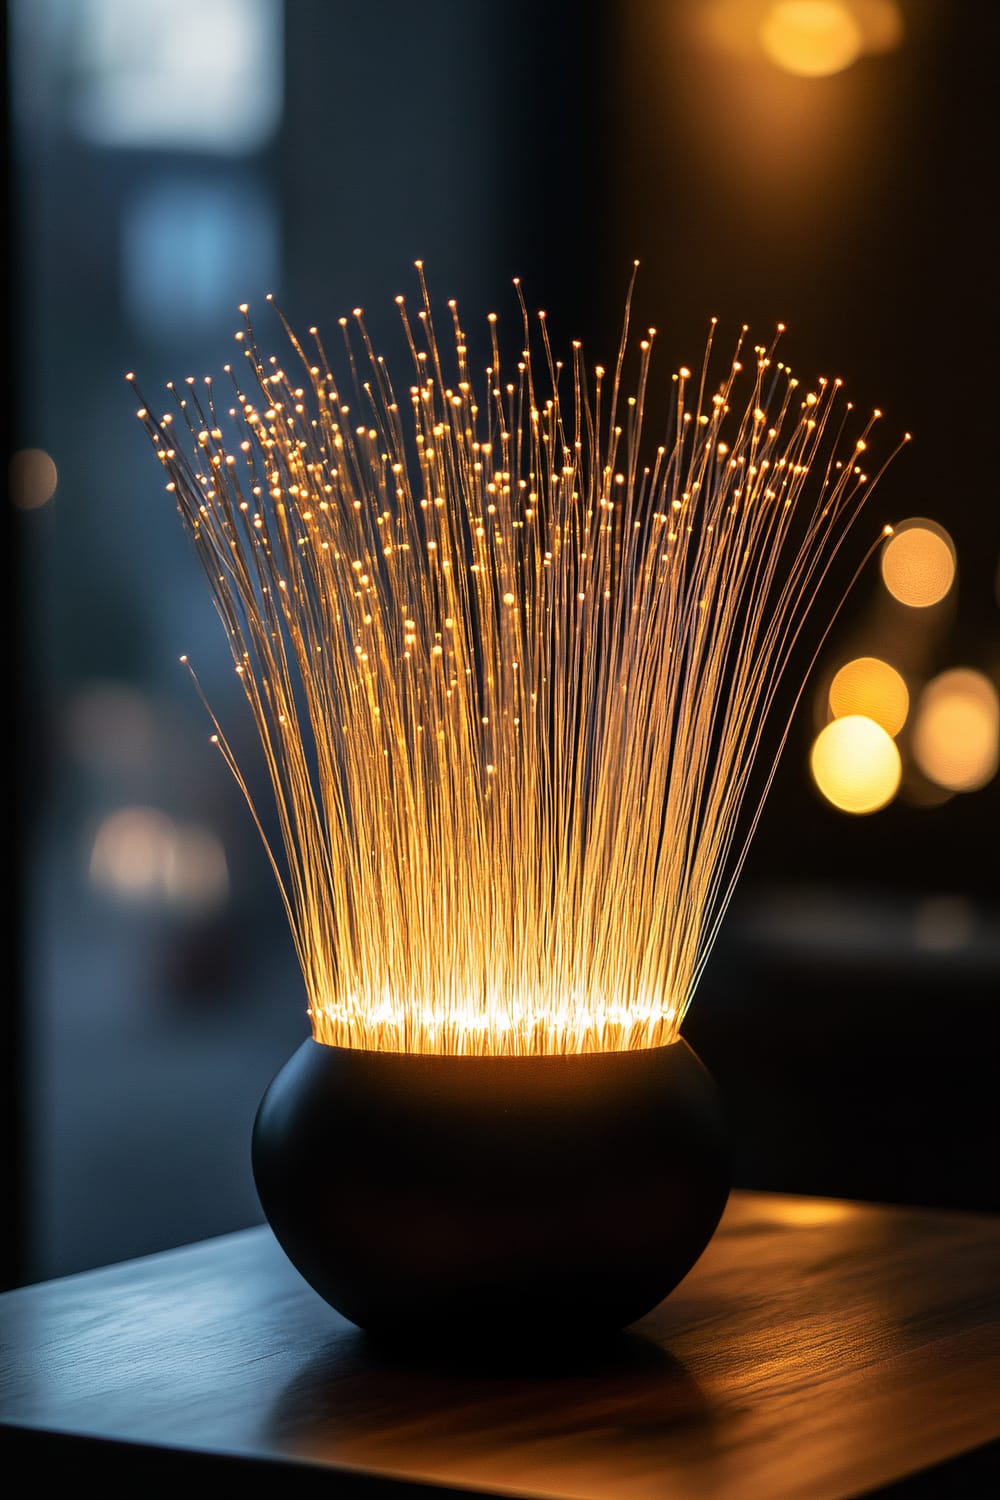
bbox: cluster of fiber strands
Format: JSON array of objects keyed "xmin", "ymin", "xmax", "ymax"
[{"xmin": 130, "ymin": 265, "xmax": 904, "ymax": 1055}]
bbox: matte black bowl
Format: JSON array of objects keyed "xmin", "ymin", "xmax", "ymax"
[{"xmin": 252, "ymin": 1037, "xmax": 730, "ymax": 1344}]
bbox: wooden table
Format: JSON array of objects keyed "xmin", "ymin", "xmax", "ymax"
[{"xmin": 1, "ymin": 1190, "xmax": 997, "ymax": 1497}]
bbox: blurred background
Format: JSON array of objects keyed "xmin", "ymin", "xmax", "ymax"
[{"xmin": 4, "ymin": 0, "xmax": 998, "ymax": 1292}]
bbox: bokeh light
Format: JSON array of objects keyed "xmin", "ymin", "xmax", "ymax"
[
  {"xmin": 880, "ymin": 519, "xmax": 956, "ymax": 607},
  {"xmin": 89, "ymin": 806, "xmax": 230, "ymax": 914},
  {"xmin": 911, "ymin": 669, "xmax": 1000, "ymax": 793},
  {"xmin": 828, "ymin": 656, "xmax": 909, "ymax": 737},
  {"xmin": 758, "ymin": 1, "xmax": 863, "ymax": 76},
  {"xmin": 700, "ymin": 0, "xmax": 903, "ymax": 64},
  {"xmin": 810, "ymin": 714, "xmax": 902, "ymax": 813},
  {"xmin": 9, "ymin": 447, "xmax": 58, "ymax": 509}
]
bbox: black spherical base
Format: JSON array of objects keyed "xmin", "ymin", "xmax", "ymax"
[{"xmin": 252, "ymin": 1037, "xmax": 730, "ymax": 1344}]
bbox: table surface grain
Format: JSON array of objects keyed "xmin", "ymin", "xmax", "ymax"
[{"xmin": 1, "ymin": 1189, "xmax": 998, "ymax": 1497}]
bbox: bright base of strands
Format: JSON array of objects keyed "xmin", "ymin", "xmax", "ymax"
[
  {"xmin": 311, "ymin": 999, "xmax": 678, "ymax": 1056},
  {"xmin": 130, "ymin": 263, "xmax": 906, "ymax": 1057}
]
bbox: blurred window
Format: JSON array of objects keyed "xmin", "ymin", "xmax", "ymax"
[
  {"xmin": 122, "ymin": 174, "xmax": 279, "ymax": 342},
  {"xmin": 63, "ymin": 0, "xmax": 283, "ymax": 155}
]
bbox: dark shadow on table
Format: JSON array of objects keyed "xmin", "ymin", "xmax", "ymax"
[{"xmin": 268, "ymin": 1326, "xmax": 718, "ymax": 1480}]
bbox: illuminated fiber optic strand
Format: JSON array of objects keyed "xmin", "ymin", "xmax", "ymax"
[{"xmin": 130, "ymin": 263, "xmax": 906, "ymax": 1055}]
